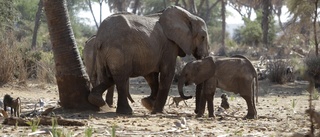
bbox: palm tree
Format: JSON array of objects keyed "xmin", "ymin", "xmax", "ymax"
[{"xmin": 43, "ymin": 0, "xmax": 98, "ymax": 110}]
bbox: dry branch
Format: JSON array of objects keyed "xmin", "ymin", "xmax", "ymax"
[{"xmin": 2, "ymin": 116, "xmax": 85, "ymax": 126}]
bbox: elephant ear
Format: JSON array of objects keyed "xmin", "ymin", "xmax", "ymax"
[{"xmin": 159, "ymin": 6, "xmax": 195, "ymax": 55}]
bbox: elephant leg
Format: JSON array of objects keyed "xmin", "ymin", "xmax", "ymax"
[
  {"xmin": 194, "ymin": 83, "xmax": 203, "ymax": 114},
  {"xmin": 197, "ymin": 79, "xmax": 216, "ymax": 118},
  {"xmin": 141, "ymin": 72, "xmax": 159, "ymax": 111},
  {"xmin": 88, "ymin": 81, "xmax": 114, "ymax": 107},
  {"xmin": 207, "ymin": 92, "xmax": 215, "ymax": 118},
  {"xmin": 196, "ymin": 90, "xmax": 206, "ymax": 117},
  {"xmin": 114, "ymin": 78, "xmax": 133, "ymax": 115},
  {"xmin": 151, "ymin": 71, "xmax": 174, "ymax": 114},
  {"xmin": 241, "ymin": 94, "xmax": 257, "ymax": 119},
  {"xmin": 105, "ymin": 85, "xmax": 115, "ymax": 107}
]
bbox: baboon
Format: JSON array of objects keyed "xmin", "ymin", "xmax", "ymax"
[
  {"xmin": 168, "ymin": 96, "xmax": 188, "ymax": 107},
  {"xmin": 3, "ymin": 94, "xmax": 21, "ymax": 117},
  {"xmin": 220, "ymin": 93, "xmax": 230, "ymax": 110}
]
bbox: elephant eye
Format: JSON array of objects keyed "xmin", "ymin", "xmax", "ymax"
[{"xmin": 201, "ymin": 36, "xmax": 205, "ymax": 41}]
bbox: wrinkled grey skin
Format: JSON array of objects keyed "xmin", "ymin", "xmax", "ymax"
[
  {"xmin": 88, "ymin": 6, "xmax": 210, "ymax": 114},
  {"xmin": 83, "ymin": 36, "xmax": 134, "ymax": 107},
  {"xmin": 178, "ymin": 55, "xmax": 258, "ymax": 119}
]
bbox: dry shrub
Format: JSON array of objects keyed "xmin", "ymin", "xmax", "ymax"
[
  {"xmin": 305, "ymin": 55, "xmax": 320, "ymax": 87},
  {"xmin": 0, "ymin": 32, "xmax": 27, "ymax": 85},
  {"xmin": 0, "ymin": 42, "xmax": 15, "ymax": 84},
  {"xmin": 0, "ymin": 31, "xmax": 56, "ymax": 85},
  {"xmin": 18, "ymin": 47, "xmax": 56, "ymax": 84},
  {"xmin": 36, "ymin": 52, "xmax": 56, "ymax": 84},
  {"xmin": 266, "ymin": 60, "xmax": 293, "ymax": 84}
]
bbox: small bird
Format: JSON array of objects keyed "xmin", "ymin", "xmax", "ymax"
[
  {"xmin": 39, "ymin": 99, "xmax": 45, "ymax": 107},
  {"xmin": 39, "ymin": 99, "xmax": 45, "ymax": 112},
  {"xmin": 173, "ymin": 117, "xmax": 187, "ymax": 128}
]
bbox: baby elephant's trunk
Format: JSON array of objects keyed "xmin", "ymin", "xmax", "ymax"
[{"xmin": 178, "ymin": 76, "xmax": 193, "ymax": 100}]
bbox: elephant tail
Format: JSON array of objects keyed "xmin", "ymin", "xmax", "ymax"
[
  {"xmin": 128, "ymin": 92, "xmax": 135, "ymax": 103},
  {"xmin": 255, "ymin": 74, "xmax": 259, "ymax": 103}
]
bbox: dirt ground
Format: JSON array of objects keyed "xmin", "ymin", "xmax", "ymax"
[{"xmin": 0, "ymin": 78, "xmax": 319, "ymax": 137}]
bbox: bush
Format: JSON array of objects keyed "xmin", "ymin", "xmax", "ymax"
[
  {"xmin": 304, "ymin": 55, "xmax": 320, "ymax": 87},
  {"xmin": 19, "ymin": 47, "xmax": 56, "ymax": 83},
  {"xmin": 0, "ymin": 31, "xmax": 56, "ymax": 85},
  {"xmin": 267, "ymin": 60, "xmax": 293, "ymax": 84}
]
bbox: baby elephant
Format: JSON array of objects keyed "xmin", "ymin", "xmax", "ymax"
[{"xmin": 178, "ymin": 55, "xmax": 258, "ymax": 119}]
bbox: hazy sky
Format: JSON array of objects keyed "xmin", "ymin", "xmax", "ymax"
[{"xmin": 78, "ymin": 3, "xmax": 290, "ymax": 26}]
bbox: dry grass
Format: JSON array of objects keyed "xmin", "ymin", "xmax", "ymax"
[
  {"xmin": 0, "ymin": 31, "xmax": 56, "ymax": 85},
  {"xmin": 0, "ymin": 32, "xmax": 26, "ymax": 85}
]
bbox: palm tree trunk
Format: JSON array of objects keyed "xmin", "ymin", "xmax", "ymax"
[
  {"xmin": 262, "ymin": 0, "xmax": 271, "ymax": 48},
  {"xmin": 132, "ymin": 0, "xmax": 140, "ymax": 14},
  {"xmin": 220, "ymin": 0, "xmax": 226, "ymax": 56},
  {"xmin": 43, "ymin": 0, "xmax": 98, "ymax": 110},
  {"xmin": 314, "ymin": 0, "xmax": 319, "ymax": 56}
]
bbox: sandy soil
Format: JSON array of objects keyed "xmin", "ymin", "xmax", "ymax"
[{"xmin": 0, "ymin": 78, "xmax": 319, "ymax": 137}]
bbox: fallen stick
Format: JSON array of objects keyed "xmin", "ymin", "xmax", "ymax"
[{"xmin": 3, "ymin": 116, "xmax": 85, "ymax": 126}]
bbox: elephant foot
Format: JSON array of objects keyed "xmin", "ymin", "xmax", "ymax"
[
  {"xmin": 88, "ymin": 92, "xmax": 106, "ymax": 107},
  {"xmin": 141, "ymin": 97, "xmax": 155, "ymax": 111},
  {"xmin": 106, "ymin": 100, "xmax": 114, "ymax": 108},
  {"xmin": 116, "ymin": 106, "xmax": 133, "ymax": 115},
  {"xmin": 151, "ymin": 110, "xmax": 166, "ymax": 114},
  {"xmin": 196, "ymin": 113, "xmax": 203, "ymax": 118},
  {"xmin": 208, "ymin": 114, "xmax": 216, "ymax": 118},
  {"xmin": 196, "ymin": 109, "xmax": 205, "ymax": 118},
  {"xmin": 243, "ymin": 114, "xmax": 257, "ymax": 120},
  {"xmin": 194, "ymin": 109, "xmax": 198, "ymax": 114},
  {"xmin": 107, "ymin": 104, "xmax": 114, "ymax": 108}
]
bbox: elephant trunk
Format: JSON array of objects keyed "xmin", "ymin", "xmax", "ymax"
[{"xmin": 178, "ymin": 76, "xmax": 193, "ymax": 100}]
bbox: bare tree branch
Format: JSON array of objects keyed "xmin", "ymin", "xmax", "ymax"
[{"xmin": 86, "ymin": 0, "xmax": 99, "ymax": 29}]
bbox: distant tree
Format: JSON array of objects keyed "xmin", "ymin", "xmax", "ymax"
[
  {"xmin": 262, "ymin": 0, "xmax": 272, "ymax": 47},
  {"xmin": 220, "ymin": 0, "xmax": 226, "ymax": 55},
  {"xmin": 287, "ymin": 0, "xmax": 319, "ymax": 56},
  {"xmin": 228, "ymin": 0, "xmax": 261, "ymax": 20},
  {"xmin": 233, "ymin": 18, "xmax": 262, "ymax": 46},
  {"xmin": 132, "ymin": 0, "xmax": 141, "ymax": 14},
  {"xmin": 44, "ymin": 0, "xmax": 97, "ymax": 110},
  {"xmin": 31, "ymin": 0, "xmax": 44, "ymax": 50},
  {"xmin": 313, "ymin": 0, "xmax": 319, "ymax": 56},
  {"xmin": 272, "ymin": 0, "xmax": 285, "ymax": 33},
  {"xmin": 107, "ymin": 0, "xmax": 132, "ymax": 13},
  {"xmin": 256, "ymin": 10, "xmax": 276, "ymax": 46},
  {"xmin": 136, "ymin": 0, "xmax": 166, "ymax": 15},
  {"xmin": 0, "ymin": 0, "xmax": 16, "ymax": 29},
  {"xmin": 86, "ymin": 0, "xmax": 100, "ymax": 29}
]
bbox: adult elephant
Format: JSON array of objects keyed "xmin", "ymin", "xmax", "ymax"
[
  {"xmin": 88, "ymin": 6, "xmax": 210, "ymax": 114},
  {"xmin": 178, "ymin": 55, "xmax": 258, "ymax": 119},
  {"xmin": 83, "ymin": 35, "xmax": 134, "ymax": 107}
]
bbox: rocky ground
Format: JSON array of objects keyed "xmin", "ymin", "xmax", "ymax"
[{"xmin": 0, "ymin": 78, "xmax": 319, "ymax": 137}]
